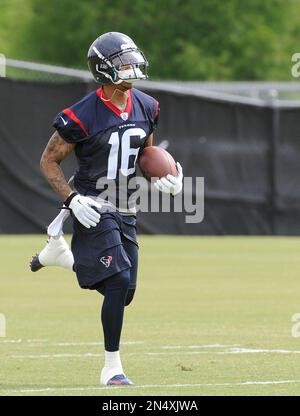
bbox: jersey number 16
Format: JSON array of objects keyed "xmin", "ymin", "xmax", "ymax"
[{"xmin": 107, "ymin": 128, "xmax": 147, "ymax": 179}]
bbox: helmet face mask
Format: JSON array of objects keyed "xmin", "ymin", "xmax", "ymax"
[
  {"xmin": 111, "ymin": 50, "xmax": 148, "ymax": 81},
  {"xmin": 88, "ymin": 32, "xmax": 149, "ymax": 85}
]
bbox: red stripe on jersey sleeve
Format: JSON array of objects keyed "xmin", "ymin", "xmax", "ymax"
[{"xmin": 63, "ymin": 108, "xmax": 89, "ymax": 136}]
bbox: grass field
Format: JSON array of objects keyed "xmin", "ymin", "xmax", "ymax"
[{"xmin": 1, "ymin": 235, "xmax": 300, "ymax": 396}]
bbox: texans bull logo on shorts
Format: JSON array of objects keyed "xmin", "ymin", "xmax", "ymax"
[{"xmin": 100, "ymin": 255, "xmax": 113, "ymax": 268}]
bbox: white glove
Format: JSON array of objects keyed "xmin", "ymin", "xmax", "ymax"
[
  {"xmin": 154, "ymin": 162, "xmax": 183, "ymax": 196},
  {"xmin": 68, "ymin": 194, "xmax": 102, "ymax": 228}
]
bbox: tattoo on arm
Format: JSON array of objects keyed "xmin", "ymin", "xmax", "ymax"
[{"xmin": 40, "ymin": 131, "xmax": 76, "ymax": 200}]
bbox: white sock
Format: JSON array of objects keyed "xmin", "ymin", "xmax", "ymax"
[
  {"xmin": 100, "ymin": 350, "xmax": 124, "ymax": 385},
  {"xmin": 47, "ymin": 209, "xmax": 70, "ymax": 237},
  {"xmin": 39, "ymin": 236, "xmax": 74, "ymax": 271}
]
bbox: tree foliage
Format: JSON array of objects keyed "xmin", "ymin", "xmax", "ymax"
[{"xmin": 0, "ymin": 0, "xmax": 299, "ymax": 80}]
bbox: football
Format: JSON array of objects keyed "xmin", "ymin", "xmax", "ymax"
[{"xmin": 138, "ymin": 146, "xmax": 177, "ymax": 181}]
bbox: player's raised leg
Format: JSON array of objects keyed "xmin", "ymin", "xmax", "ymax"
[
  {"xmin": 30, "ymin": 209, "xmax": 74, "ymax": 272},
  {"xmin": 30, "ymin": 235, "xmax": 74, "ymax": 272}
]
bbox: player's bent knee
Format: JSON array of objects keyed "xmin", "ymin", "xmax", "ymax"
[
  {"xmin": 117, "ymin": 268, "xmax": 131, "ymax": 291},
  {"xmin": 105, "ymin": 268, "xmax": 131, "ymax": 292},
  {"xmin": 96, "ymin": 283, "xmax": 106, "ymax": 296},
  {"xmin": 125, "ymin": 288, "xmax": 135, "ymax": 306},
  {"xmin": 94, "ymin": 269, "xmax": 131, "ymax": 297}
]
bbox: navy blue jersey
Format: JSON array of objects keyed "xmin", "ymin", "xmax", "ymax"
[{"xmin": 53, "ymin": 87, "xmax": 159, "ymax": 211}]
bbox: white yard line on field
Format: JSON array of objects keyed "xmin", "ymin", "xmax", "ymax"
[
  {"xmin": 2, "ymin": 379, "xmax": 300, "ymax": 394},
  {"xmin": 11, "ymin": 353, "xmax": 103, "ymax": 359},
  {"xmin": 10, "ymin": 346, "xmax": 300, "ymax": 359},
  {"xmin": 220, "ymin": 348, "xmax": 300, "ymax": 355},
  {"xmin": 0, "ymin": 339, "xmax": 48, "ymax": 344},
  {"xmin": 161, "ymin": 344, "xmax": 240, "ymax": 349},
  {"xmin": 0, "ymin": 339, "xmax": 143, "ymax": 346},
  {"xmin": 10, "ymin": 352, "xmax": 152, "ymax": 359},
  {"xmin": 147, "ymin": 348, "xmax": 300, "ymax": 356},
  {"xmin": 0, "ymin": 341, "xmax": 240, "ymax": 349},
  {"xmin": 54, "ymin": 341, "xmax": 144, "ymax": 346},
  {"xmin": 54, "ymin": 342, "xmax": 103, "ymax": 346},
  {"xmin": 1, "ymin": 341, "xmax": 238, "ymax": 348}
]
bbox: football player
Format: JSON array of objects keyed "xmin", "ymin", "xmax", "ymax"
[{"xmin": 30, "ymin": 32, "xmax": 183, "ymax": 386}]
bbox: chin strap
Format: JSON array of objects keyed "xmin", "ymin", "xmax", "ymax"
[{"xmin": 100, "ymin": 87, "xmax": 128, "ymax": 104}]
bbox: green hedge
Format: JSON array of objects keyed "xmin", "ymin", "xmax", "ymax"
[{"xmin": 1, "ymin": 0, "xmax": 299, "ymax": 80}]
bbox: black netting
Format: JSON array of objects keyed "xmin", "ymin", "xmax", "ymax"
[{"xmin": 0, "ymin": 77, "xmax": 299, "ymax": 235}]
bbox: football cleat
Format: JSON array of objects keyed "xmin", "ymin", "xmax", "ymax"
[
  {"xmin": 106, "ymin": 374, "xmax": 133, "ymax": 385},
  {"xmin": 30, "ymin": 254, "xmax": 44, "ymax": 272},
  {"xmin": 29, "ymin": 236, "xmax": 74, "ymax": 272}
]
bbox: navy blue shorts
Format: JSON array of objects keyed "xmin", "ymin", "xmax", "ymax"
[{"xmin": 71, "ymin": 211, "xmax": 138, "ymax": 290}]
